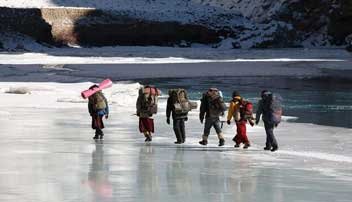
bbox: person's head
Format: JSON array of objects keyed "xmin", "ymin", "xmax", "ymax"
[
  {"xmin": 89, "ymin": 84, "xmax": 99, "ymax": 90},
  {"xmin": 261, "ymin": 90, "xmax": 272, "ymax": 99},
  {"xmin": 232, "ymin": 91, "xmax": 240, "ymax": 98}
]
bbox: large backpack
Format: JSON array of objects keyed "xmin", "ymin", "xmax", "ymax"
[
  {"xmin": 89, "ymin": 91, "xmax": 106, "ymax": 110},
  {"xmin": 239, "ymin": 100, "xmax": 254, "ymax": 120},
  {"xmin": 138, "ymin": 86, "xmax": 161, "ymax": 115},
  {"xmin": 168, "ymin": 89, "xmax": 197, "ymax": 114},
  {"xmin": 263, "ymin": 93, "xmax": 283, "ymax": 125},
  {"xmin": 205, "ymin": 88, "xmax": 226, "ymax": 117}
]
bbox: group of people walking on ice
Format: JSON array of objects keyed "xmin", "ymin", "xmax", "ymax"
[{"xmin": 85, "ymin": 82, "xmax": 282, "ymax": 152}]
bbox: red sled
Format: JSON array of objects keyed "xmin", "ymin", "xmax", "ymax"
[{"xmin": 81, "ymin": 79, "xmax": 113, "ymax": 99}]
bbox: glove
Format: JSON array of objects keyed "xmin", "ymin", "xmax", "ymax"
[
  {"xmin": 255, "ymin": 120, "xmax": 259, "ymax": 125},
  {"xmin": 227, "ymin": 120, "xmax": 231, "ymax": 125},
  {"xmin": 200, "ymin": 119, "xmax": 204, "ymax": 124},
  {"xmin": 185, "ymin": 117, "xmax": 188, "ymax": 121},
  {"xmin": 166, "ymin": 118, "xmax": 170, "ymax": 125},
  {"xmin": 275, "ymin": 123, "xmax": 278, "ymax": 127},
  {"xmin": 105, "ymin": 114, "xmax": 109, "ymax": 119},
  {"xmin": 136, "ymin": 113, "xmax": 140, "ymax": 117}
]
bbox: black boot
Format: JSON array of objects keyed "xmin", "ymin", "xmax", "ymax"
[
  {"xmin": 199, "ymin": 140, "xmax": 208, "ymax": 146},
  {"xmin": 243, "ymin": 143, "xmax": 251, "ymax": 149},
  {"xmin": 218, "ymin": 139, "xmax": 225, "ymax": 147},
  {"xmin": 93, "ymin": 130, "xmax": 100, "ymax": 140}
]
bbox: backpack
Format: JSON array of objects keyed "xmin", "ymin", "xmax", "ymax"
[
  {"xmin": 205, "ymin": 88, "xmax": 226, "ymax": 116},
  {"xmin": 90, "ymin": 91, "xmax": 106, "ymax": 110},
  {"xmin": 263, "ymin": 93, "xmax": 283, "ymax": 125},
  {"xmin": 239, "ymin": 100, "xmax": 254, "ymax": 120},
  {"xmin": 168, "ymin": 89, "xmax": 197, "ymax": 114},
  {"xmin": 138, "ymin": 86, "xmax": 160, "ymax": 115}
]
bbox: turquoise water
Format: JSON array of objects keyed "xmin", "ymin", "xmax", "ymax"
[{"xmin": 138, "ymin": 76, "xmax": 352, "ymax": 128}]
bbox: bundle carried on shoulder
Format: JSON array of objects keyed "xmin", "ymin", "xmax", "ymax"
[
  {"xmin": 263, "ymin": 92, "xmax": 283, "ymax": 125},
  {"xmin": 168, "ymin": 88, "xmax": 197, "ymax": 114},
  {"xmin": 90, "ymin": 91, "xmax": 107, "ymax": 110},
  {"xmin": 138, "ymin": 85, "xmax": 161, "ymax": 116},
  {"xmin": 204, "ymin": 88, "xmax": 226, "ymax": 116}
]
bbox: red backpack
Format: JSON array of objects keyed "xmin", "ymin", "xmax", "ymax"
[{"xmin": 239, "ymin": 100, "xmax": 253, "ymax": 120}]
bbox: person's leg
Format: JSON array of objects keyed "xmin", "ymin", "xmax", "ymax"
[
  {"xmin": 144, "ymin": 118, "xmax": 154, "ymax": 142},
  {"xmin": 173, "ymin": 119, "xmax": 182, "ymax": 143},
  {"xmin": 270, "ymin": 126, "xmax": 278, "ymax": 151},
  {"xmin": 239, "ymin": 120, "xmax": 250, "ymax": 148},
  {"xmin": 214, "ymin": 118, "xmax": 225, "ymax": 146},
  {"xmin": 92, "ymin": 115, "xmax": 100, "ymax": 139},
  {"xmin": 199, "ymin": 118, "xmax": 211, "ymax": 145},
  {"xmin": 180, "ymin": 118, "xmax": 186, "ymax": 143},
  {"xmin": 98, "ymin": 115, "xmax": 104, "ymax": 139},
  {"xmin": 264, "ymin": 122, "xmax": 277, "ymax": 150},
  {"xmin": 234, "ymin": 121, "xmax": 242, "ymax": 146}
]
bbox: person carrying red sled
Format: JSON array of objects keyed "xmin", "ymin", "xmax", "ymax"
[
  {"xmin": 88, "ymin": 85, "xmax": 109, "ymax": 140},
  {"xmin": 227, "ymin": 91, "xmax": 254, "ymax": 149}
]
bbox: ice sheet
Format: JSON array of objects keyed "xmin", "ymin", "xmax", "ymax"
[{"xmin": 0, "ymin": 82, "xmax": 351, "ymax": 202}]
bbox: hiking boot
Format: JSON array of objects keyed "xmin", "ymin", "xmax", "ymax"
[
  {"xmin": 145, "ymin": 136, "xmax": 152, "ymax": 142},
  {"xmin": 93, "ymin": 135, "xmax": 99, "ymax": 140},
  {"xmin": 243, "ymin": 144, "xmax": 251, "ymax": 149},
  {"xmin": 263, "ymin": 147, "xmax": 271, "ymax": 150},
  {"xmin": 271, "ymin": 146, "xmax": 278, "ymax": 152},
  {"xmin": 234, "ymin": 144, "xmax": 240, "ymax": 148},
  {"xmin": 174, "ymin": 141, "xmax": 182, "ymax": 144},
  {"xmin": 218, "ymin": 139, "xmax": 225, "ymax": 147},
  {"xmin": 99, "ymin": 134, "xmax": 104, "ymax": 140},
  {"xmin": 199, "ymin": 140, "xmax": 208, "ymax": 146}
]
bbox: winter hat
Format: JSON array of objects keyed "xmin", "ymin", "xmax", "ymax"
[
  {"xmin": 261, "ymin": 90, "xmax": 272, "ymax": 98},
  {"xmin": 232, "ymin": 91, "xmax": 240, "ymax": 97}
]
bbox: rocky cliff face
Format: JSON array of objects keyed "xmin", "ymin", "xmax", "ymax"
[{"xmin": 0, "ymin": 0, "xmax": 351, "ymax": 49}]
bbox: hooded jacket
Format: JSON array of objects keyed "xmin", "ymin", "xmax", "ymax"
[{"xmin": 227, "ymin": 96, "xmax": 242, "ymax": 121}]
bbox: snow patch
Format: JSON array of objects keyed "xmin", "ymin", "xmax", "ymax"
[{"xmin": 0, "ymin": 52, "xmax": 346, "ymax": 65}]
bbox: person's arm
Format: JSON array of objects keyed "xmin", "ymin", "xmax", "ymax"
[
  {"xmin": 88, "ymin": 98, "xmax": 94, "ymax": 116},
  {"xmin": 166, "ymin": 97, "xmax": 172, "ymax": 124},
  {"xmin": 199, "ymin": 96, "xmax": 206, "ymax": 123},
  {"xmin": 103, "ymin": 95, "xmax": 109, "ymax": 118},
  {"xmin": 136, "ymin": 96, "xmax": 141, "ymax": 116},
  {"xmin": 256, "ymin": 100, "xmax": 263, "ymax": 124},
  {"xmin": 166, "ymin": 97, "xmax": 172, "ymax": 119},
  {"xmin": 227, "ymin": 101, "xmax": 235, "ymax": 122}
]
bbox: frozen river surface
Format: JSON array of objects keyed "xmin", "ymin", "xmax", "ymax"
[
  {"xmin": 0, "ymin": 83, "xmax": 351, "ymax": 202},
  {"xmin": 0, "ymin": 48, "xmax": 352, "ymax": 202}
]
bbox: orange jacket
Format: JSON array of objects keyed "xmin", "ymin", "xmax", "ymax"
[{"xmin": 227, "ymin": 96, "xmax": 242, "ymax": 121}]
